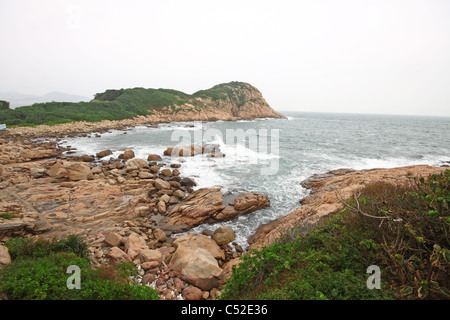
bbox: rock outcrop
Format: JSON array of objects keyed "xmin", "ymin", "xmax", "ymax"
[{"xmin": 247, "ymin": 165, "xmax": 446, "ymax": 250}]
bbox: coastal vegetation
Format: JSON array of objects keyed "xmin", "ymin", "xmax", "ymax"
[
  {"xmin": 0, "ymin": 82, "xmax": 251, "ymax": 127},
  {"xmin": 220, "ymin": 170, "xmax": 450, "ymax": 300},
  {"xmin": 0, "ymin": 235, "xmax": 159, "ymax": 300}
]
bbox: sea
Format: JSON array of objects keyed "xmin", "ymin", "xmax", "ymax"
[{"xmin": 58, "ymin": 111, "xmax": 450, "ymax": 249}]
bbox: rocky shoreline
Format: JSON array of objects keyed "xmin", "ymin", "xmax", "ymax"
[
  {"xmin": 0, "ymin": 124, "xmax": 446, "ymax": 300},
  {"xmin": 0, "ymin": 134, "xmax": 270, "ymax": 300}
]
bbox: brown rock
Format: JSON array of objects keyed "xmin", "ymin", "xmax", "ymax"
[
  {"xmin": 80, "ymin": 155, "xmax": 94, "ymax": 162},
  {"xmin": 161, "ymin": 168, "xmax": 172, "ymax": 177},
  {"xmin": 107, "ymin": 247, "xmax": 131, "ymax": 263},
  {"xmin": 96, "ymin": 149, "xmax": 112, "ymax": 158},
  {"xmin": 172, "ymin": 232, "xmax": 224, "ymax": 260},
  {"xmin": 155, "ymin": 178, "xmax": 171, "ymax": 190},
  {"xmin": 124, "ymin": 232, "xmax": 148, "ymax": 253},
  {"xmin": 233, "ymin": 192, "xmax": 270, "ymax": 214},
  {"xmin": 104, "ymin": 232, "xmax": 123, "ymax": 247},
  {"xmin": 158, "ymin": 200, "xmax": 166, "ymax": 214},
  {"xmin": 125, "ymin": 158, "xmax": 149, "ymax": 171},
  {"xmin": 46, "ymin": 161, "xmax": 67, "ymax": 178},
  {"xmin": 147, "ymin": 154, "xmax": 162, "ymax": 161},
  {"xmin": 139, "ymin": 249, "xmax": 162, "ymax": 264},
  {"xmin": 169, "ymin": 245, "xmax": 225, "ymax": 291},
  {"xmin": 182, "ymin": 286, "xmax": 203, "ymax": 300},
  {"xmin": 122, "ymin": 150, "xmax": 135, "ymax": 160},
  {"xmin": 153, "ymin": 229, "xmax": 167, "ymax": 242},
  {"xmin": 0, "ymin": 245, "xmax": 11, "ymax": 267},
  {"xmin": 138, "ymin": 171, "xmax": 154, "ymax": 179},
  {"xmin": 65, "ymin": 162, "xmax": 93, "ymax": 181},
  {"xmin": 212, "ymin": 226, "xmax": 236, "ymax": 246},
  {"xmin": 167, "ymin": 188, "xmax": 224, "ymax": 228},
  {"xmin": 141, "ymin": 261, "xmax": 160, "ymax": 270}
]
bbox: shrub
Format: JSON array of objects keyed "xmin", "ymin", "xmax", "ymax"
[
  {"xmin": 0, "ymin": 235, "xmax": 159, "ymax": 300},
  {"xmin": 220, "ymin": 170, "xmax": 450, "ymax": 300}
]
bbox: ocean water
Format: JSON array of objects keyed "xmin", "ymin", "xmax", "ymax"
[{"xmin": 58, "ymin": 112, "xmax": 450, "ymax": 248}]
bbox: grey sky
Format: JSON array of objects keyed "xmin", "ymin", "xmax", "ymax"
[{"xmin": 1, "ymin": 0, "xmax": 450, "ymax": 116}]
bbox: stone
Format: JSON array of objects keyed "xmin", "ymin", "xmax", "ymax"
[
  {"xmin": 167, "ymin": 188, "xmax": 224, "ymax": 228},
  {"xmin": 164, "ymin": 144, "xmax": 204, "ymax": 157},
  {"xmin": 182, "ymin": 286, "xmax": 203, "ymax": 300},
  {"xmin": 138, "ymin": 171, "xmax": 154, "ymax": 179},
  {"xmin": 46, "ymin": 161, "xmax": 67, "ymax": 178},
  {"xmin": 0, "ymin": 245, "xmax": 11, "ymax": 267},
  {"xmin": 141, "ymin": 261, "xmax": 160, "ymax": 270},
  {"xmin": 122, "ymin": 150, "xmax": 135, "ymax": 160},
  {"xmin": 158, "ymin": 200, "xmax": 166, "ymax": 213},
  {"xmin": 213, "ymin": 205, "xmax": 238, "ymax": 222},
  {"xmin": 233, "ymin": 193, "xmax": 270, "ymax": 214},
  {"xmin": 168, "ymin": 246, "xmax": 225, "ymax": 291},
  {"xmin": 104, "ymin": 232, "xmax": 123, "ymax": 247},
  {"xmin": 96, "ymin": 149, "xmax": 112, "ymax": 158},
  {"xmin": 153, "ymin": 229, "xmax": 167, "ymax": 242},
  {"xmin": 107, "ymin": 247, "xmax": 131, "ymax": 263},
  {"xmin": 173, "ymin": 190, "xmax": 185, "ymax": 198},
  {"xmin": 125, "ymin": 158, "xmax": 149, "ymax": 170},
  {"xmin": 180, "ymin": 177, "xmax": 197, "ymax": 187},
  {"xmin": 149, "ymin": 165, "xmax": 160, "ymax": 173},
  {"xmin": 124, "ymin": 232, "xmax": 148, "ymax": 253},
  {"xmin": 139, "ymin": 249, "xmax": 162, "ymax": 264},
  {"xmin": 159, "ymin": 194, "xmax": 170, "ymax": 204},
  {"xmin": 172, "ymin": 232, "xmax": 224, "ymax": 260},
  {"xmin": 212, "ymin": 226, "xmax": 236, "ymax": 246},
  {"xmin": 155, "ymin": 178, "xmax": 171, "ymax": 190},
  {"xmin": 30, "ymin": 167, "xmax": 46, "ymax": 178},
  {"xmin": 161, "ymin": 169, "xmax": 172, "ymax": 177},
  {"xmin": 65, "ymin": 162, "xmax": 93, "ymax": 181},
  {"xmin": 142, "ymin": 273, "xmax": 156, "ymax": 285},
  {"xmin": 147, "ymin": 154, "xmax": 162, "ymax": 161},
  {"xmin": 80, "ymin": 155, "xmax": 94, "ymax": 162}
]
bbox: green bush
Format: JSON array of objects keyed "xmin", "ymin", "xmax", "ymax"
[
  {"xmin": 0, "ymin": 235, "xmax": 159, "ymax": 300},
  {"xmin": 220, "ymin": 170, "xmax": 450, "ymax": 300}
]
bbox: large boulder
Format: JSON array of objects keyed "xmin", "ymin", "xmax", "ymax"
[
  {"xmin": 0, "ymin": 245, "xmax": 11, "ymax": 267},
  {"xmin": 167, "ymin": 188, "xmax": 224, "ymax": 228},
  {"xmin": 46, "ymin": 161, "xmax": 67, "ymax": 178},
  {"xmin": 125, "ymin": 158, "xmax": 149, "ymax": 171},
  {"xmin": 147, "ymin": 154, "xmax": 162, "ymax": 161},
  {"xmin": 154, "ymin": 178, "xmax": 171, "ymax": 190},
  {"xmin": 168, "ymin": 245, "xmax": 225, "ymax": 290},
  {"xmin": 96, "ymin": 149, "xmax": 112, "ymax": 158},
  {"xmin": 164, "ymin": 144, "xmax": 205, "ymax": 157},
  {"xmin": 172, "ymin": 232, "xmax": 224, "ymax": 260},
  {"xmin": 212, "ymin": 226, "xmax": 236, "ymax": 246},
  {"xmin": 121, "ymin": 150, "xmax": 135, "ymax": 160},
  {"xmin": 233, "ymin": 193, "xmax": 270, "ymax": 214},
  {"xmin": 64, "ymin": 162, "xmax": 93, "ymax": 181}
]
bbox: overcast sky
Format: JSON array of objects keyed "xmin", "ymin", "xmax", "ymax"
[{"xmin": 1, "ymin": 0, "xmax": 450, "ymax": 116}]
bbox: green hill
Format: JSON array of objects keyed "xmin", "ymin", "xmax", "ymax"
[{"xmin": 0, "ymin": 82, "xmax": 271, "ymax": 127}]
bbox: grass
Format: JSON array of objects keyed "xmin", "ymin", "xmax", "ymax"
[
  {"xmin": 220, "ymin": 170, "xmax": 450, "ymax": 300},
  {"xmin": 0, "ymin": 235, "xmax": 159, "ymax": 300}
]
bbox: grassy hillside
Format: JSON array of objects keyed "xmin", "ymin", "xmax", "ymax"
[
  {"xmin": 0, "ymin": 82, "xmax": 252, "ymax": 127},
  {"xmin": 221, "ymin": 170, "xmax": 450, "ymax": 300}
]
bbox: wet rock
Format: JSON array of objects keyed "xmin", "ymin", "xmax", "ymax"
[
  {"xmin": 167, "ymin": 188, "xmax": 224, "ymax": 228},
  {"xmin": 147, "ymin": 154, "xmax": 162, "ymax": 161},
  {"xmin": 96, "ymin": 149, "xmax": 112, "ymax": 158},
  {"xmin": 212, "ymin": 226, "xmax": 236, "ymax": 246}
]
